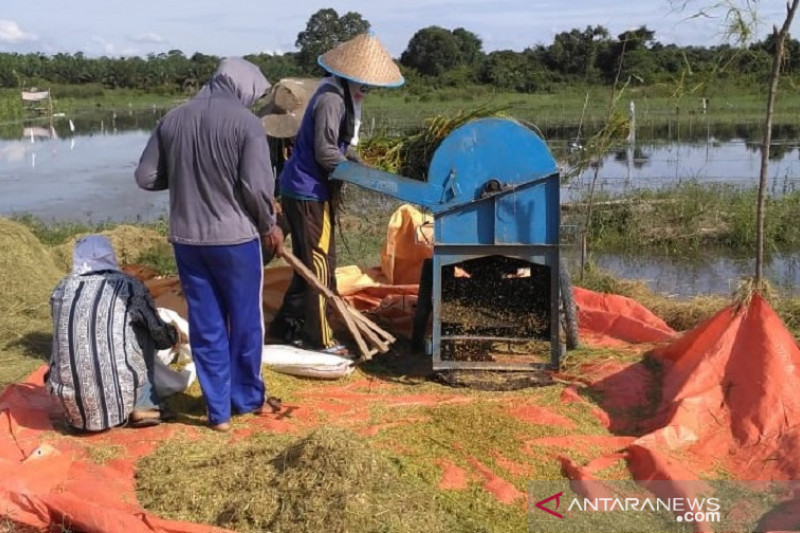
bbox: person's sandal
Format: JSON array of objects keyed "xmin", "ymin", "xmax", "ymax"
[
  {"xmin": 209, "ymin": 421, "xmax": 231, "ymax": 432},
  {"xmin": 158, "ymin": 406, "xmax": 177, "ymax": 422},
  {"xmin": 129, "ymin": 408, "xmax": 162, "ymax": 428},
  {"xmin": 254, "ymin": 396, "xmax": 283, "ymax": 415},
  {"xmin": 322, "ymin": 344, "xmax": 349, "ymax": 357}
]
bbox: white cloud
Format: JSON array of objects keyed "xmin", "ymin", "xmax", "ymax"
[
  {"xmin": 90, "ymin": 36, "xmax": 115, "ymax": 55},
  {"xmin": 0, "ymin": 20, "xmax": 38, "ymax": 43},
  {"xmin": 89, "ymin": 36, "xmax": 139, "ymax": 57},
  {"xmin": 129, "ymin": 32, "xmax": 166, "ymax": 44}
]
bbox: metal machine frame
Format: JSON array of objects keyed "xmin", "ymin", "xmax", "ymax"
[{"xmin": 333, "ymin": 117, "xmax": 562, "ymax": 371}]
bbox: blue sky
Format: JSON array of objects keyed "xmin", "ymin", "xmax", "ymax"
[{"xmin": 0, "ymin": 1, "xmax": 791, "ymax": 58}]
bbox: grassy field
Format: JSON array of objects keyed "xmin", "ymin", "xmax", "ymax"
[
  {"xmin": 564, "ymin": 183, "xmax": 800, "ymax": 255},
  {"xmin": 0, "ymin": 85, "xmax": 183, "ymax": 123},
  {"xmin": 363, "ymin": 80, "xmax": 800, "ymax": 136},
  {"xmin": 2, "ymin": 79, "xmax": 800, "ymax": 137}
]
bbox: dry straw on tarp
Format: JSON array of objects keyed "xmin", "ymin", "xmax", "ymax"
[
  {"xmin": 136, "ymin": 427, "xmax": 461, "ymax": 533},
  {"xmin": 0, "ymin": 218, "xmax": 62, "ymax": 324}
]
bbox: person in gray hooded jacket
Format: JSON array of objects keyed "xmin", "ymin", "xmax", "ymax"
[{"xmin": 135, "ymin": 57, "xmax": 282, "ymax": 432}]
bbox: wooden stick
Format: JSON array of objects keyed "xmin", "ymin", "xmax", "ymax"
[
  {"xmin": 350, "ymin": 315, "xmax": 390, "ymax": 352},
  {"xmin": 349, "ymin": 308, "xmax": 395, "ymax": 344},
  {"xmin": 281, "ymin": 250, "xmax": 393, "ymax": 359},
  {"xmin": 281, "ymin": 249, "xmax": 392, "ymax": 348},
  {"xmin": 332, "ymin": 296, "xmax": 370, "ymax": 358}
]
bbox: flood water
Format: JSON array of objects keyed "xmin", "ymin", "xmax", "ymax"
[
  {"xmin": 2, "ymin": 110, "xmax": 800, "ymax": 297},
  {"xmin": 563, "ymin": 139, "xmax": 800, "ymax": 201},
  {"xmin": 0, "ymin": 111, "xmax": 167, "ymax": 222},
  {"xmin": 561, "ymin": 250, "xmax": 800, "ymax": 297}
]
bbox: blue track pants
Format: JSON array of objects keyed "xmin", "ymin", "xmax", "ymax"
[{"xmin": 173, "ymin": 238, "xmax": 265, "ymax": 425}]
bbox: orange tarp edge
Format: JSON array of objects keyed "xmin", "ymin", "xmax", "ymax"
[
  {"xmin": 633, "ymin": 293, "xmax": 800, "ymax": 480},
  {"xmin": 6, "ymin": 242, "xmax": 800, "ymax": 530},
  {"xmin": 573, "ymin": 286, "xmax": 676, "ymax": 347},
  {"xmin": 0, "ymin": 367, "xmax": 230, "ymax": 533}
]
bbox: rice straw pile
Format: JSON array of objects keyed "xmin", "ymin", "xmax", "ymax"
[
  {"xmin": 49, "ymin": 225, "xmax": 168, "ymax": 273},
  {"xmin": 361, "ymin": 106, "xmax": 508, "ymax": 180},
  {"xmin": 136, "ymin": 427, "xmax": 462, "ymax": 533},
  {"xmin": 0, "ymin": 218, "xmax": 63, "ymax": 387}
]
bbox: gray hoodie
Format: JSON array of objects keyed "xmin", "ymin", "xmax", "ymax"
[{"xmin": 135, "ymin": 58, "xmax": 276, "ymax": 245}]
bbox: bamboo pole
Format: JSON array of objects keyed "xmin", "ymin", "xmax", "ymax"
[{"xmin": 280, "ymin": 249, "xmax": 394, "ymax": 360}]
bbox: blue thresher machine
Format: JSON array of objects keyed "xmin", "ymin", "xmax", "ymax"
[{"xmin": 332, "ymin": 117, "xmax": 572, "ymax": 372}]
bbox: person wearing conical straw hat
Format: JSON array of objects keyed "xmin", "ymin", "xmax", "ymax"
[
  {"xmin": 269, "ymin": 33, "xmax": 404, "ymax": 355},
  {"xmin": 258, "ymin": 78, "xmax": 320, "ymax": 266}
]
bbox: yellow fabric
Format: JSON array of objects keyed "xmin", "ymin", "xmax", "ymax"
[
  {"xmin": 318, "ymin": 202, "xmax": 331, "ymax": 253},
  {"xmin": 311, "ymin": 251, "xmax": 332, "ymax": 347},
  {"xmin": 334, "ymin": 265, "xmax": 386, "ymax": 295},
  {"xmin": 380, "ymin": 204, "xmax": 433, "ymax": 285}
]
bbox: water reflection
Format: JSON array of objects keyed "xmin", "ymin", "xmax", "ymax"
[
  {"xmin": 564, "ymin": 250, "xmax": 800, "ymax": 298},
  {"xmin": 0, "ymin": 110, "xmax": 167, "ymax": 223},
  {"xmin": 0, "ymin": 106, "xmax": 167, "ymax": 141},
  {"xmin": 544, "ymin": 120, "xmax": 800, "ymax": 146},
  {"xmin": 563, "ymin": 139, "xmax": 800, "ymax": 201}
]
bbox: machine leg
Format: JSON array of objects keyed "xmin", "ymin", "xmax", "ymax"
[{"xmin": 412, "ymin": 258, "xmax": 433, "ymax": 353}]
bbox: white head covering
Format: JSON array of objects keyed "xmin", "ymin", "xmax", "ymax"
[
  {"xmin": 72, "ymin": 235, "xmax": 119, "ymax": 275},
  {"xmin": 318, "ymin": 77, "xmax": 363, "ymax": 147}
]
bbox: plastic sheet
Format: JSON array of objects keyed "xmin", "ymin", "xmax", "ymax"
[
  {"xmin": 379, "ymin": 204, "xmax": 433, "ymax": 285},
  {"xmin": 634, "ymin": 293, "xmax": 800, "ymax": 481},
  {"xmin": 5, "ymin": 204, "xmax": 799, "ymax": 530}
]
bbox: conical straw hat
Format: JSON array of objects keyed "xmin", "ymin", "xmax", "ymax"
[
  {"xmin": 257, "ymin": 78, "xmax": 320, "ymax": 138},
  {"xmin": 318, "ymin": 33, "xmax": 404, "ymax": 88}
]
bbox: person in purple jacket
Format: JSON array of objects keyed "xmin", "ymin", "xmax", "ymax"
[
  {"xmin": 135, "ymin": 58, "xmax": 282, "ymax": 432},
  {"xmin": 269, "ymin": 33, "xmax": 404, "ymax": 355}
]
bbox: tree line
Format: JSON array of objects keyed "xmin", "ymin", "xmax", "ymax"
[{"xmin": 0, "ymin": 8, "xmax": 796, "ymax": 95}]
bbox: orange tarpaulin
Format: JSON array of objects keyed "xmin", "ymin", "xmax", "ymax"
[
  {"xmin": 636, "ymin": 293, "xmax": 800, "ymax": 480},
  {"xmin": 4, "ymin": 289, "xmax": 800, "ymax": 531},
  {"xmin": 561, "ymin": 293, "xmax": 800, "ymax": 485},
  {"xmin": 379, "ymin": 204, "xmax": 433, "ymax": 285},
  {"xmin": 4, "ymin": 204, "xmax": 800, "ymax": 530},
  {"xmin": 0, "ymin": 367, "xmax": 230, "ymax": 533},
  {"xmin": 573, "ymin": 286, "xmax": 676, "ymax": 347}
]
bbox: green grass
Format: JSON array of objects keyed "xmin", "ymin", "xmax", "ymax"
[
  {"xmin": 363, "ymin": 79, "xmax": 800, "ymax": 136},
  {"xmin": 337, "ymin": 188, "xmax": 402, "ymax": 268},
  {"xmin": 566, "ymin": 182, "xmax": 800, "ymax": 256},
  {"xmin": 0, "ymin": 86, "xmax": 183, "ymax": 122},
  {"xmin": 10, "ymin": 213, "xmax": 168, "ymax": 245},
  {"xmin": 1, "ymin": 78, "xmax": 798, "ymax": 139}
]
